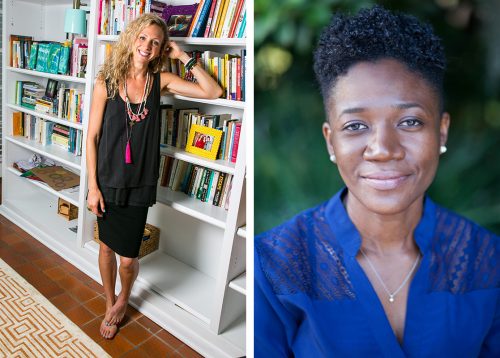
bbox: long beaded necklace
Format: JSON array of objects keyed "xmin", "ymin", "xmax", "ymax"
[{"xmin": 123, "ymin": 72, "xmax": 150, "ymax": 164}]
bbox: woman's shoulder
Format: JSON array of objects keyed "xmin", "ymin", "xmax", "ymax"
[
  {"xmin": 255, "ymin": 199, "xmax": 356, "ymax": 300},
  {"xmin": 255, "ymin": 200, "xmax": 331, "ymax": 254},
  {"xmin": 429, "ymin": 203, "xmax": 499, "ymax": 293}
]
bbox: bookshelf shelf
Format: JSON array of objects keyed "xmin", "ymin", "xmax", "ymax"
[
  {"xmin": 7, "ymin": 104, "xmax": 84, "ymax": 131},
  {"xmin": 7, "ymin": 167, "xmax": 80, "ymax": 206},
  {"xmin": 160, "ymin": 145, "xmax": 236, "ymax": 175},
  {"xmin": 6, "ymin": 136, "xmax": 81, "ymax": 171},
  {"xmin": 138, "ymin": 251, "xmax": 216, "ymax": 324},
  {"xmin": 3, "ymin": 192, "xmax": 78, "ymax": 244},
  {"xmin": 97, "ymin": 35, "xmax": 246, "ymax": 47},
  {"xmin": 170, "ymin": 94, "xmax": 245, "ymax": 109},
  {"xmin": 237, "ymin": 225, "xmax": 246, "ymax": 238},
  {"xmin": 228, "ymin": 272, "xmax": 246, "ymax": 295},
  {"xmin": 220, "ymin": 313, "xmax": 246, "ymax": 354},
  {"xmin": 7, "ymin": 66, "xmax": 87, "ymax": 84},
  {"xmin": 156, "ymin": 186, "xmax": 228, "ymax": 229},
  {"xmin": 85, "ymin": 239, "xmax": 215, "ymax": 324}
]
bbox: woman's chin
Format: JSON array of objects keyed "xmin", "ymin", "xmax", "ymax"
[{"xmin": 347, "ymin": 187, "xmax": 423, "ymax": 216}]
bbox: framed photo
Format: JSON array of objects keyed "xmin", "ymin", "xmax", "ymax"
[
  {"xmin": 185, "ymin": 124, "xmax": 223, "ymax": 160},
  {"xmin": 45, "ymin": 79, "xmax": 58, "ymax": 99},
  {"xmin": 162, "ymin": 4, "xmax": 198, "ymax": 37}
]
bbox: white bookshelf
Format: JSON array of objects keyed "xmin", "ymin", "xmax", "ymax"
[
  {"xmin": 156, "ymin": 185, "xmax": 228, "ymax": 229},
  {"xmin": 7, "ymin": 167, "xmax": 80, "ymax": 206},
  {"xmin": 2, "ymin": 179, "xmax": 78, "ymax": 243},
  {"xmin": 6, "ymin": 66, "xmax": 87, "ymax": 84},
  {"xmin": 6, "ymin": 104, "xmax": 84, "ymax": 131},
  {"xmin": 5, "ymin": 136, "xmax": 82, "ymax": 170},
  {"xmin": 1, "ymin": 1, "xmax": 247, "ymax": 357},
  {"xmin": 160, "ymin": 144, "xmax": 236, "ymax": 175},
  {"xmin": 229, "ymin": 272, "xmax": 246, "ymax": 295},
  {"xmin": 97, "ymin": 34, "xmax": 246, "ymax": 47}
]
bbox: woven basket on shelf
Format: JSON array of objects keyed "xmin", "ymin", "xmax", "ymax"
[{"xmin": 93, "ymin": 222, "xmax": 159, "ymax": 259}]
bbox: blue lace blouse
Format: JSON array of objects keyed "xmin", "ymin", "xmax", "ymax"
[{"xmin": 255, "ymin": 189, "xmax": 499, "ymax": 357}]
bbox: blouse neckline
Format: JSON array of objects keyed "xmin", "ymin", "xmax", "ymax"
[{"xmin": 324, "ymin": 187, "xmax": 437, "ymax": 258}]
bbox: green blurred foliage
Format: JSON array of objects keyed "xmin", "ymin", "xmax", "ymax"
[{"xmin": 255, "ymin": 0, "xmax": 500, "ymax": 234}]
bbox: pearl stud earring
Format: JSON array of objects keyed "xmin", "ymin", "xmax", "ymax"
[
  {"xmin": 329, "ymin": 154, "xmax": 337, "ymax": 163},
  {"xmin": 440, "ymin": 145, "xmax": 447, "ymax": 154}
]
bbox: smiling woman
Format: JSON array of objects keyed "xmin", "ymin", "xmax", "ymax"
[
  {"xmin": 85, "ymin": 13, "xmax": 222, "ymax": 341},
  {"xmin": 254, "ymin": 6, "xmax": 499, "ymax": 357}
]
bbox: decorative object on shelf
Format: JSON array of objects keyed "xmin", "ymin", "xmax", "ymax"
[
  {"xmin": 30, "ymin": 166, "xmax": 80, "ymax": 191},
  {"xmin": 57, "ymin": 198, "xmax": 79, "ymax": 221},
  {"xmin": 64, "ymin": 0, "xmax": 87, "ymax": 37},
  {"xmin": 185, "ymin": 124, "xmax": 223, "ymax": 160},
  {"xmin": 93, "ymin": 222, "xmax": 160, "ymax": 259},
  {"xmin": 162, "ymin": 4, "xmax": 199, "ymax": 37}
]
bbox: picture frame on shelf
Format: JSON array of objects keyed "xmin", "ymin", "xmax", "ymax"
[
  {"xmin": 185, "ymin": 124, "xmax": 223, "ymax": 160},
  {"xmin": 162, "ymin": 4, "xmax": 198, "ymax": 37}
]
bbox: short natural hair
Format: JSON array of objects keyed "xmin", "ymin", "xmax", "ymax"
[
  {"xmin": 97, "ymin": 13, "xmax": 170, "ymax": 98},
  {"xmin": 313, "ymin": 6, "xmax": 446, "ymax": 108}
]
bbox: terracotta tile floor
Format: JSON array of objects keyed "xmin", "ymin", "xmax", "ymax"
[{"xmin": 0, "ymin": 183, "xmax": 203, "ymax": 357}]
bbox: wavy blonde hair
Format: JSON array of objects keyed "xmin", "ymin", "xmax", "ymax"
[{"xmin": 97, "ymin": 13, "xmax": 170, "ymax": 98}]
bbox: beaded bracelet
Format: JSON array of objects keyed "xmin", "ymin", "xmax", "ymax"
[{"xmin": 184, "ymin": 57, "xmax": 198, "ymax": 71}]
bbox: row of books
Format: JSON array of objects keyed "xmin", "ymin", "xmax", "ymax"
[
  {"xmin": 187, "ymin": 0, "xmax": 246, "ymax": 38},
  {"xmin": 166, "ymin": 50, "xmax": 246, "ymax": 101},
  {"xmin": 12, "ymin": 112, "xmax": 83, "ymax": 156},
  {"xmin": 98, "ymin": 0, "xmax": 150, "ymax": 35},
  {"xmin": 10, "ymin": 35, "xmax": 88, "ymax": 78},
  {"xmin": 159, "ymin": 157, "xmax": 233, "ymax": 210},
  {"xmin": 97, "ymin": 0, "xmax": 245, "ymax": 39},
  {"xmin": 159, "ymin": 106, "xmax": 242, "ymax": 162},
  {"xmin": 15, "ymin": 80, "xmax": 84, "ymax": 123}
]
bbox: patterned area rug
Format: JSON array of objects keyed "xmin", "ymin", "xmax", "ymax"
[{"xmin": 0, "ymin": 259, "xmax": 109, "ymax": 357}]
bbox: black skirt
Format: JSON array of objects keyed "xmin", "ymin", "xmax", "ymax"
[{"xmin": 97, "ymin": 203, "xmax": 149, "ymax": 258}]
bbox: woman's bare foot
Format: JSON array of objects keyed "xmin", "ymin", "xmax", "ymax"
[
  {"xmin": 105, "ymin": 297, "xmax": 128, "ymax": 325},
  {"xmin": 100, "ymin": 318, "xmax": 118, "ymax": 339}
]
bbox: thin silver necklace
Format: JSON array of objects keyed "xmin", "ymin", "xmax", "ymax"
[{"xmin": 360, "ymin": 248, "xmax": 420, "ymax": 303}]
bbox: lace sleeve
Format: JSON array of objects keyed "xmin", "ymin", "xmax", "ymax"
[
  {"xmin": 429, "ymin": 208, "xmax": 500, "ymax": 294},
  {"xmin": 255, "ymin": 204, "xmax": 356, "ymax": 301}
]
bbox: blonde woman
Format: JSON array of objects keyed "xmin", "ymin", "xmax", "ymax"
[{"xmin": 86, "ymin": 13, "xmax": 222, "ymax": 339}]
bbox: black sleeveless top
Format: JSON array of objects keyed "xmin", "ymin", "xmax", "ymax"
[{"xmin": 97, "ymin": 72, "xmax": 161, "ymax": 207}]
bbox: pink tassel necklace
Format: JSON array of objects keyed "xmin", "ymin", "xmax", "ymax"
[{"xmin": 124, "ymin": 71, "xmax": 150, "ymax": 164}]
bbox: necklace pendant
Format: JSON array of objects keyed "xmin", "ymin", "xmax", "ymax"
[
  {"xmin": 125, "ymin": 140, "xmax": 132, "ymax": 164},
  {"xmin": 389, "ymin": 295, "xmax": 394, "ymax": 303}
]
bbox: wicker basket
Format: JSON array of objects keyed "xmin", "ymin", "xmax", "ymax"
[{"xmin": 93, "ymin": 222, "xmax": 159, "ymax": 259}]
